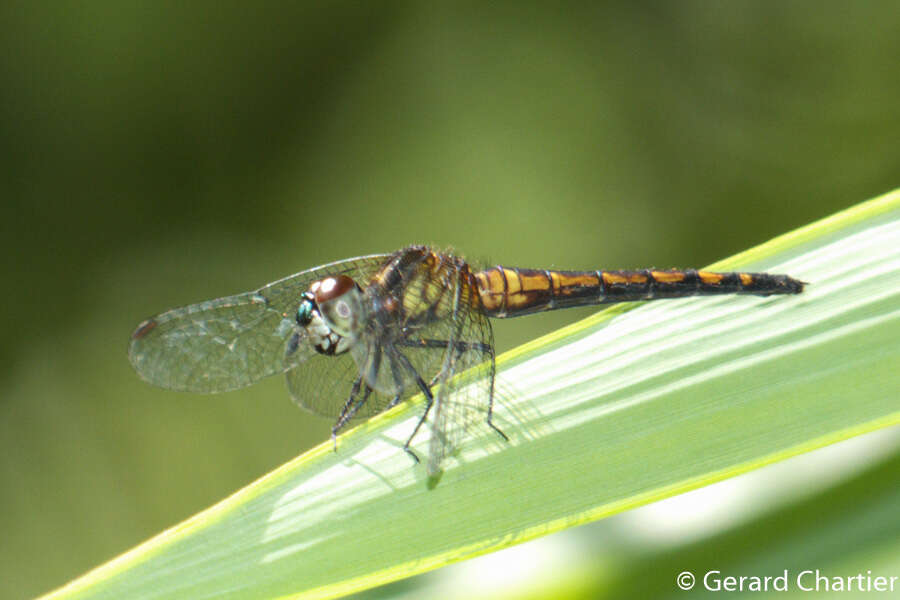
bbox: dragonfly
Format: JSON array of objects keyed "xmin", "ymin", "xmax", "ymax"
[{"xmin": 129, "ymin": 245, "xmax": 804, "ymax": 476}]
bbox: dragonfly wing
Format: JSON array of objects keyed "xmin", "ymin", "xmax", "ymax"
[
  {"xmin": 254, "ymin": 254, "xmax": 392, "ymax": 317},
  {"xmin": 129, "ymin": 292, "xmax": 302, "ymax": 392},
  {"xmin": 425, "ymin": 302, "xmax": 495, "ymax": 476},
  {"xmin": 353, "ymin": 251, "xmax": 497, "ymax": 473},
  {"xmin": 129, "ymin": 254, "xmax": 391, "ymax": 393},
  {"xmin": 357, "ymin": 250, "xmax": 464, "ymax": 397},
  {"xmin": 285, "ymin": 347, "xmax": 394, "ymax": 420}
]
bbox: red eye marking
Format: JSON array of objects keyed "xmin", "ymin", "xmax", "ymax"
[{"xmin": 313, "ymin": 274, "xmax": 356, "ymax": 303}]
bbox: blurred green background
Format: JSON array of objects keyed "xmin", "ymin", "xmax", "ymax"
[{"xmin": 2, "ymin": 2, "xmax": 898, "ymax": 598}]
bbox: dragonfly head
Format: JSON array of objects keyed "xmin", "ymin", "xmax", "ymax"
[{"xmin": 296, "ymin": 275, "xmax": 364, "ymax": 354}]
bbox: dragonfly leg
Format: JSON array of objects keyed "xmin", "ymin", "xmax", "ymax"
[
  {"xmin": 399, "ymin": 337, "xmax": 487, "ymax": 388},
  {"xmin": 402, "ymin": 375, "xmax": 434, "ymax": 464},
  {"xmin": 481, "ymin": 345, "xmax": 509, "ymax": 442},
  {"xmin": 330, "ymin": 345, "xmax": 383, "ymax": 448},
  {"xmin": 400, "ymin": 338, "xmax": 510, "ymax": 443},
  {"xmin": 331, "ymin": 376, "xmax": 373, "ymax": 450},
  {"xmin": 486, "ymin": 403, "xmax": 509, "ymax": 441},
  {"xmin": 335, "ymin": 376, "xmax": 362, "ymax": 426},
  {"xmin": 389, "ymin": 348, "xmax": 435, "ymax": 464}
]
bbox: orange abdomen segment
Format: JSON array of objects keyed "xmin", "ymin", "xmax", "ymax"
[{"xmin": 474, "ymin": 266, "xmax": 804, "ymax": 318}]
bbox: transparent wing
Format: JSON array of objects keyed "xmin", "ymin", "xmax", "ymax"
[
  {"xmin": 357, "ymin": 251, "xmax": 463, "ymax": 398},
  {"xmin": 128, "ymin": 254, "xmax": 391, "ymax": 393},
  {"xmin": 361, "ymin": 252, "xmax": 496, "ymax": 474},
  {"xmin": 287, "ymin": 330, "xmax": 438, "ymax": 422},
  {"xmin": 285, "ymin": 349, "xmax": 394, "ymax": 420},
  {"xmin": 425, "ymin": 283, "xmax": 496, "ymax": 476}
]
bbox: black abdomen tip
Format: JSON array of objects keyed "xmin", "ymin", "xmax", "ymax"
[
  {"xmin": 748, "ymin": 274, "xmax": 806, "ymax": 296},
  {"xmin": 786, "ymin": 276, "xmax": 806, "ymax": 294},
  {"xmin": 773, "ymin": 274, "xmax": 806, "ymax": 294}
]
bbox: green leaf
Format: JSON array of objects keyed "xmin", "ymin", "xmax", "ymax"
[
  {"xmin": 486, "ymin": 436, "xmax": 900, "ymax": 600},
  {"xmin": 44, "ymin": 190, "xmax": 900, "ymax": 600}
]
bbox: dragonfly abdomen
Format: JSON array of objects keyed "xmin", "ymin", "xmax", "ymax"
[{"xmin": 474, "ymin": 266, "xmax": 804, "ymax": 318}]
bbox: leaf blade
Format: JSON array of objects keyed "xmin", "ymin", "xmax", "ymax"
[{"xmin": 44, "ymin": 189, "xmax": 900, "ymax": 600}]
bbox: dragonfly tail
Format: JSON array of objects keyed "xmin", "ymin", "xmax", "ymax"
[{"xmin": 474, "ymin": 266, "xmax": 804, "ymax": 318}]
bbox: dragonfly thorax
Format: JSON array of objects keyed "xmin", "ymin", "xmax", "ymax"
[{"xmin": 297, "ymin": 275, "xmax": 365, "ymax": 356}]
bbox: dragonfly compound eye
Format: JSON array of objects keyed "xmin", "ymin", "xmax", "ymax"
[
  {"xmin": 311, "ymin": 275, "xmax": 363, "ymax": 338},
  {"xmin": 311, "ymin": 275, "xmax": 356, "ymax": 303}
]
